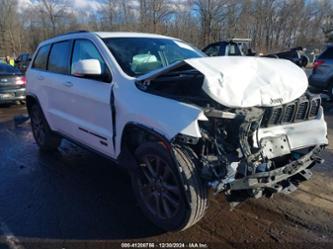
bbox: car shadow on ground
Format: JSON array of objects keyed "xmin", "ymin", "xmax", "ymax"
[
  {"xmin": 0, "ymin": 104, "xmax": 27, "ymax": 124},
  {"xmin": 0, "ymin": 120, "xmax": 164, "ymax": 241}
]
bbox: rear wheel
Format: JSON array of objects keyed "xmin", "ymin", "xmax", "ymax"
[
  {"xmin": 131, "ymin": 142, "xmax": 208, "ymax": 231},
  {"xmin": 29, "ymin": 104, "xmax": 61, "ymax": 151}
]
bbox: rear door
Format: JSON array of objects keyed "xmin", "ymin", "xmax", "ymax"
[{"xmin": 42, "ymin": 40, "xmax": 75, "ymax": 135}]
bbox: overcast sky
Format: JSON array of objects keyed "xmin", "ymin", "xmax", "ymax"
[{"xmin": 18, "ymin": 0, "xmax": 103, "ymax": 11}]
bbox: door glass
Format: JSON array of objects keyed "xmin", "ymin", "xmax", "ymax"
[
  {"xmin": 48, "ymin": 41, "xmax": 71, "ymax": 74},
  {"xmin": 32, "ymin": 45, "xmax": 51, "ymax": 70},
  {"xmin": 71, "ymin": 40, "xmax": 110, "ymax": 82}
]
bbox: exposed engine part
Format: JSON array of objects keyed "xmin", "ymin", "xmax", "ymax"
[
  {"xmin": 173, "ymin": 95, "xmax": 326, "ymax": 204},
  {"xmin": 204, "ymin": 108, "xmax": 237, "ymax": 119}
]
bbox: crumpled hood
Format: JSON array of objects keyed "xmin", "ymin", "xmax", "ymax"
[{"xmin": 185, "ymin": 56, "xmax": 308, "ymax": 108}]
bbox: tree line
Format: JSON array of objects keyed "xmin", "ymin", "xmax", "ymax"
[{"xmin": 1, "ymin": 0, "xmax": 333, "ymax": 56}]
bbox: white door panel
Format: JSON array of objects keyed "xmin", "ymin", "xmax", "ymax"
[{"xmin": 61, "ymin": 77, "xmax": 114, "ymax": 155}]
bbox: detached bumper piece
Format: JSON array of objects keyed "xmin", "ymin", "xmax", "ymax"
[{"xmin": 215, "ymin": 145, "xmax": 324, "ymax": 195}]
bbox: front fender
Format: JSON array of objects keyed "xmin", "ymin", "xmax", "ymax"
[{"xmin": 114, "ymin": 82, "xmax": 207, "ymax": 157}]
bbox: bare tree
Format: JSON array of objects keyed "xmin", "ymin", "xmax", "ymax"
[
  {"xmin": 0, "ymin": 0, "xmax": 22, "ymax": 56},
  {"xmin": 194, "ymin": 0, "xmax": 234, "ymax": 46},
  {"xmin": 36, "ymin": 0, "xmax": 69, "ymax": 36},
  {"xmin": 139, "ymin": 0, "xmax": 175, "ymax": 33},
  {"xmin": 1, "ymin": 0, "xmax": 333, "ymax": 56}
]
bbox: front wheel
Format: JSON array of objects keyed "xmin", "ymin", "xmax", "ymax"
[
  {"xmin": 29, "ymin": 104, "xmax": 61, "ymax": 151},
  {"xmin": 131, "ymin": 142, "xmax": 208, "ymax": 231}
]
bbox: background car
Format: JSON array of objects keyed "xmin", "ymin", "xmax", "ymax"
[
  {"xmin": 265, "ymin": 47, "xmax": 309, "ymax": 67},
  {"xmin": 15, "ymin": 53, "xmax": 31, "ymax": 73},
  {"xmin": 203, "ymin": 41, "xmax": 243, "ymax": 56},
  {"xmin": 309, "ymin": 45, "xmax": 333, "ymax": 98},
  {"xmin": 0, "ymin": 63, "xmax": 26, "ymax": 104},
  {"xmin": 203, "ymin": 39, "xmax": 255, "ymax": 57}
]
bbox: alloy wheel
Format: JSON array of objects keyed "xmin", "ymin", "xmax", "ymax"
[{"xmin": 136, "ymin": 154, "xmax": 181, "ymax": 220}]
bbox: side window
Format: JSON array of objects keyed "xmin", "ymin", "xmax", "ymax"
[
  {"xmin": 71, "ymin": 39, "xmax": 111, "ymax": 82},
  {"xmin": 32, "ymin": 45, "xmax": 51, "ymax": 70},
  {"xmin": 203, "ymin": 45, "xmax": 221, "ymax": 57},
  {"xmin": 48, "ymin": 41, "xmax": 71, "ymax": 74},
  {"xmin": 227, "ymin": 44, "xmax": 241, "ymax": 56}
]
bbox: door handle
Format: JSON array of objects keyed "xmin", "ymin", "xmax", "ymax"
[{"xmin": 63, "ymin": 81, "xmax": 73, "ymax": 87}]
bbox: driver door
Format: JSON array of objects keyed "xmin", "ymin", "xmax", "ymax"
[{"xmin": 63, "ymin": 39, "xmax": 114, "ymax": 157}]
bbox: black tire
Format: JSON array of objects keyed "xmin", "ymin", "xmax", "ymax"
[
  {"xmin": 29, "ymin": 104, "xmax": 61, "ymax": 151},
  {"xmin": 131, "ymin": 142, "xmax": 208, "ymax": 231}
]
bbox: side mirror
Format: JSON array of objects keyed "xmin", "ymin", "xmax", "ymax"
[{"xmin": 72, "ymin": 59, "xmax": 101, "ymax": 76}]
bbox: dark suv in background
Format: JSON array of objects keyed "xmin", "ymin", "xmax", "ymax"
[
  {"xmin": 309, "ymin": 45, "xmax": 333, "ymax": 97},
  {"xmin": 265, "ymin": 47, "xmax": 308, "ymax": 68},
  {"xmin": 15, "ymin": 53, "xmax": 31, "ymax": 73}
]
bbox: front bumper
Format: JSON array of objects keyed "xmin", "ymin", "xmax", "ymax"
[
  {"xmin": 227, "ymin": 145, "xmax": 323, "ymax": 191},
  {"xmin": 210, "ymin": 107, "xmax": 327, "ymax": 195},
  {"xmin": 255, "ymin": 107, "xmax": 327, "ymax": 152},
  {"xmin": 0, "ymin": 88, "xmax": 26, "ymax": 103}
]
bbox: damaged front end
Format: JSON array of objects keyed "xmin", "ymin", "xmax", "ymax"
[
  {"xmin": 175, "ymin": 94, "xmax": 327, "ymax": 204},
  {"xmin": 135, "ymin": 57, "xmax": 328, "ymax": 205}
]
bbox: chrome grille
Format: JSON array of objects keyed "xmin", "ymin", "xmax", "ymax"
[
  {"xmin": 295, "ymin": 100, "xmax": 309, "ymax": 120},
  {"xmin": 270, "ymin": 107, "xmax": 282, "ymax": 124},
  {"xmin": 309, "ymin": 98, "xmax": 321, "ymax": 118},
  {"xmin": 261, "ymin": 94, "xmax": 321, "ymax": 127},
  {"xmin": 282, "ymin": 104, "xmax": 296, "ymax": 123}
]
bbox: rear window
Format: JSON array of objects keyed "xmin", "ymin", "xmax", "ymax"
[
  {"xmin": 319, "ymin": 47, "xmax": 333, "ymax": 59},
  {"xmin": 32, "ymin": 45, "xmax": 50, "ymax": 70},
  {"xmin": 48, "ymin": 41, "xmax": 71, "ymax": 74},
  {"xmin": 0, "ymin": 64, "xmax": 21, "ymax": 75}
]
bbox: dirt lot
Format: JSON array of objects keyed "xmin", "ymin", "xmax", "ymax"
[{"xmin": 0, "ymin": 104, "xmax": 332, "ymax": 249}]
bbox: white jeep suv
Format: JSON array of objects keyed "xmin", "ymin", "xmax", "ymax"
[{"xmin": 26, "ymin": 31, "xmax": 328, "ymax": 231}]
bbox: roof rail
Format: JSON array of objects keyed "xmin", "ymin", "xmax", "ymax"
[{"xmin": 52, "ymin": 30, "xmax": 90, "ymax": 39}]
